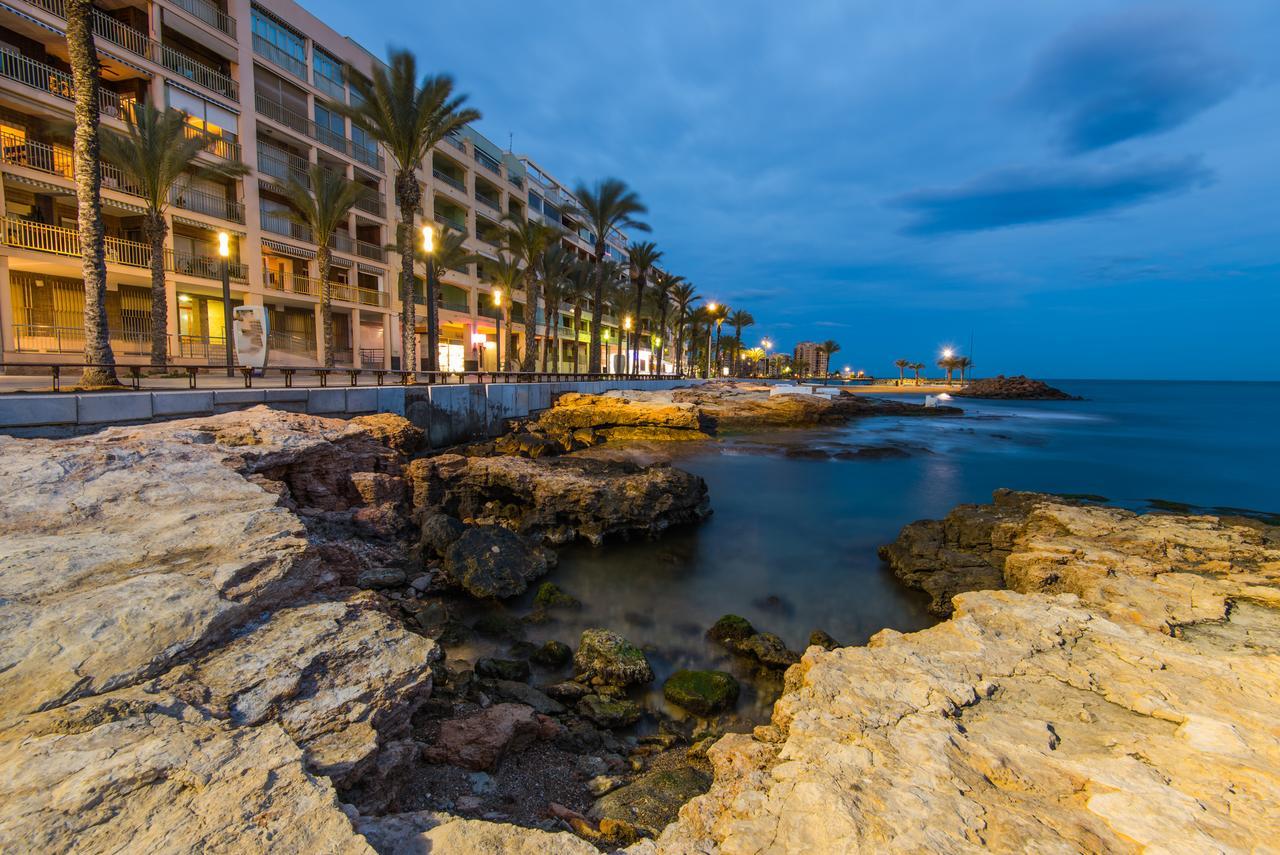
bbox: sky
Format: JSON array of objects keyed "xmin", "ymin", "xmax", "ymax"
[{"xmin": 305, "ymin": 0, "xmax": 1280, "ymax": 379}]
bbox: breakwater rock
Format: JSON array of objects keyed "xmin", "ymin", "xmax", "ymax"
[
  {"xmin": 656, "ymin": 493, "xmax": 1280, "ymax": 852},
  {"xmin": 953, "ymin": 374, "xmax": 1081, "ymax": 399}
]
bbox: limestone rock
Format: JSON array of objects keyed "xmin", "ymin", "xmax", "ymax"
[
  {"xmin": 409, "ymin": 453, "xmax": 710, "ymax": 545},
  {"xmin": 419, "ymin": 512, "xmax": 466, "ymax": 556},
  {"xmin": 358, "ymin": 811, "xmax": 598, "ymax": 855},
  {"xmin": 349, "ymin": 412, "xmax": 425, "ymax": 455},
  {"xmin": 442, "ymin": 525, "xmax": 555, "ymax": 598},
  {"xmin": 574, "ymin": 628, "xmax": 655, "ymax": 686},
  {"xmin": 421, "ymin": 703, "xmax": 547, "ymax": 771}
]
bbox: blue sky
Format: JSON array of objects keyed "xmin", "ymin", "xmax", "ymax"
[{"xmin": 305, "ymin": 0, "xmax": 1280, "ymax": 379}]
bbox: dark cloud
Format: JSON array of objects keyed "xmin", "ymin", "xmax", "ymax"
[
  {"xmin": 1022, "ymin": 9, "xmax": 1241, "ymax": 153},
  {"xmin": 894, "ymin": 158, "xmax": 1212, "ymax": 235}
]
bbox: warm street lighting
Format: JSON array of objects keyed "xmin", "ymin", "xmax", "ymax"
[
  {"xmin": 623, "ymin": 315, "xmax": 632, "ymax": 330},
  {"xmin": 217, "ymin": 232, "xmax": 232, "ymax": 377},
  {"xmin": 942, "ymin": 347, "xmax": 954, "ymax": 359},
  {"xmin": 491, "ymin": 289, "xmax": 504, "ymax": 372},
  {"xmin": 216, "ymin": 231, "xmax": 230, "ymax": 258},
  {"xmin": 707, "ymin": 302, "xmax": 718, "ymax": 312},
  {"xmin": 421, "ymin": 224, "xmax": 434, "ymax": 253},
  {"xmin": 492, "ymin": 288, "xmax": 502, "ymax": 306}
]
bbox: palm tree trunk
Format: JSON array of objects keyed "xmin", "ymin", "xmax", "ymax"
[
  {"xmin": 318, "ymin": 245, "xmax": 334, "ymax": 368},
  {"xmin": 674, "ymin": 320, "xmax": 684, "ymax": 376},
  {"xmin": 572, "ymin": 305, "xmax": 582, "ymax": 373},
  {"xmin": 68, "ymin": 0, "xmax": 117, "ymax": 387},
  {"xmin": 426, "ymin": 255, "xmax": 439, "ymax": 374},
  {"xmin": 588, "ymin": 243, "xmax": 605, "ymax": 373},
  {"xmin": 395, "ymin": 171, "xmax": 419, "ymax": 378},
  {"xmin": 656, "ymin": 303, "xmax": 669, "ymax": 374},
  {"xmin": 631, "ymin": 275, "xmax": 644, "ymax": 376},
  {"xmin": 540, "ymin": 283, "xmax": 551, "ymax": 373},
  {"xmin": 145, "ymin": 210, "xmax": 168, "ymax": 365}
]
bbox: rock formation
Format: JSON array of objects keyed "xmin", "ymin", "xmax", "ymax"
[
  {"xmin": 953, "ymin": 374, "xmax": 1081, "ymax": 399},
  {"xmin": 654, "ymin": 493, "xmax": 1280, "ymax": 852}
]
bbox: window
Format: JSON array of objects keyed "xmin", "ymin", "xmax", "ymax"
[
  {"xmin": 315, "ymin": 104, "xmax": 344, "ymax": 141},
  {"xmin": 528, "ymin": 192, "xmax": 542, "ymax": 213},
  {"xmin": 251, "ymin": 6, "xmax": 306, "ymax": 78},
  {"xmin": 166, "ymin": 84, "xmax": 239, "ymax": 141},
  {"xmin": 351, "ymin": 123, "xmax": 373, "ymax": 154},
  {"xmin": 312, "ymin": 48, "xmax": 344, "ymax": 99}
]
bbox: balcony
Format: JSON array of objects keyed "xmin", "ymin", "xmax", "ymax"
[
  {"xmin": 474, "ymin": 190, "xmax": 501, "ymax": 213},
  {"xmin": 355, "ymin": 239, "xmax": 385, "ymax": 262},
  {"xmin": 170, "ymin": 185, "xmax": 245, "ymax": 223},
  {"xmin": 1, "ymin": 216, "xmax": 247, "ymax": 280},
  {"xmin": 22, "ymin": 0, "xmax": 238, "ymax": 100},
  {"xmin": 259, "ymin": 208, "xmax": 312, "ymax": 242},
  {"xmin": 444, "ymin": 132, "xmax": 465, "ymax": 152},
  {"xmin": 474, "ymin": 148, "xmax": 501, "ymax": 176},
  {"xmin": 182, "ymin": 125, "xmax": 241, "ymax": 161},
  {"xmin": 253, "ymin": 34, "xmax": 306, "ymax": 80},
  {"xmin": 434, "ymin": 213, "xmax": 466, "ymax": 235},
  {"xmin": 167, "ymin": 0, "xmax": 236, "ymax": 38},
  {"xmin": 0, "ymin": 51, "xmax": 127, "ymax": 117},
  {"xmin": 256, "ymin": 94, "xmax": 385, "ymax": 171},
  {"xmin": 352, "ymin": 192, "xmax": 385, "ymax": 218},
  {"xmin": 257, "ymin": 142, "xmax": 310, "ymax": 187},
  {"xmin": 2, "ymin": 132, "xmax": 142, "ymax": 196},
  {"xmin": 263, "ymin": 267, "xmax": 318, "ymax": 297},
  {"xmin": 433, "ymin": 169, "xmax": 466, "ymax": 193}
]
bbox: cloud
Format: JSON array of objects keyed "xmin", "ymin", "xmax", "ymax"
[
  {"xmin": 1021, "ymin": 8, "xmax": 1241, "ymax": 153},
  {"xmin": 893, "ymin": 158, "xmax": 1212, "ymax": 236}
]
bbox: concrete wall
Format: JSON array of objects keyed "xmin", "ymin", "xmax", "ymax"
[{"xmin": 0, "ymin": 379, "xmax": 698, "ymax": 441}]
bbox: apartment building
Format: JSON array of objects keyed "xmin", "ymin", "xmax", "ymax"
[
  {"xmin": 793, "ymin": 341, "xmax": 828, "ymax": 376},
  {"xmin": 0, "ymin": 0, "xmax": 604, "ymax": 373}
]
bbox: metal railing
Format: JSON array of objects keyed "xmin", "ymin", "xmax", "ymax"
[
  {"xmin": 444, "ymin": 132, "xmax": 465, "ymax": 152},
  {"xmin": 255, "ymin": 93, "xmax": 384, "ymax": 170},
  {"xmin": 171, "ymin": 185, "xmax": 245, "ymax": 222},
  {"xmin": 166, "ymin": 0, "xmax": 235, "ymax": 37},
  {"xmin": 313, "ymin": 71, "xmax": 344, "ymax": 101},
  {"xmin": 475, "ymin": 191, "xmax": 501, "ymax": 212},
  {"xmin": 474, "ymin": 149, "xmax": 502, "ymax": 175},
  {"xmin": 2, "ymin": 216, "xmax": 151, "ymax": 267},
  {"xmin": 269, "ymin": 329, "xmax": 317, "ymax": 355},
  {"xmin": 0, "ymin": 50, "xmax": 124, "ymax": 117},
  {"xmin": 177, "ymin": 333, "xmax": 227, "ymax": 362},
  {"xmin": 355, "ymin": 239, "xmax": 385, "ymax": 261},
  {"xmin": 12, "ymin": 323, "xmax": 154, "ymax": 355},
  {"xmin": 257, "ymin": 142, "xmax": 310, "ymax": 187},
  {"xmin": 252, "ymin": 34, "xmax": 306, "ymax": 80},
  {"xmin": 359, "ymin": 347, "xmax": 384, "ymax": 367},
  {"xmin": 352, "ymin": 192, "xmax": 385, "ymax": 218},
  {"xmin": 182, "ymin": 124, "xmax": 241, "ymax": 161},
  {"xmin": 433, "ymin": 168, "xmax": 466, "ymax": 193},
  {"xmin": 259, "ymin": 208, "xmax": 312, "ymax": 242},
  {"xmin": 168, "ymin": 249, "xmax": 248, "ymax": 281},
  {"xmin": 263, "ymin": 268, "xmax": 389, "ymax": 307},
  {"xmin": 157, "ymin": 42, "xmax": 237, "ymax": 100},
  {"xmin": 434, "ymin": 213, "xmax": 466, "ymax": 235}
]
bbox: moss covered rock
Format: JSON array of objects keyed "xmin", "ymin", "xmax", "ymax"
[
  {"xmin": 475, "ymin": 658, "xmax": 531, "ymax": 682},
  {"xmin": 533, "ymin": 582, "xmax": 581, "ymax": 610},
  {"xmin": 578, "ymin": 693, "xmax": 642, "ymax": 728},
  {"xmin": 706, "ymin": 614, "xmax": 754, "ymax": 645},
  {"xmin": 590, "ymin": 766, "xmax": 712, "ymax": 836},
  {"xmin": 662, "ymin": 669, "xmax": 740, "ymax": 716},
  {"xmin": 531, "ymin": 639, "xmax": 572, "ymax": 668},
  {"xmin": 573, "ymin": 629, "xmax": 654, "ymax": 686}
]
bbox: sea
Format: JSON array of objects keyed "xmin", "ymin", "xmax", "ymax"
[{"xmin": 495, "ymin": 380, "xmax": 1280, "ymax": 723}]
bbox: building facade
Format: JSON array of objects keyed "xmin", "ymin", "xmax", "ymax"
[
  {"xmin": 0, "ymin": 0, "xmax": 632, "ymax": 374},
  {"xmin": 793, "ymin": 341, "xmax": 828, "ymax": 376}
]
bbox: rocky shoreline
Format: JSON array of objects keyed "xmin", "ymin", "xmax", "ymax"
[
  {"xmin": 953, "ymin": 374, "xmax": 1081, "ymax": 399},
  {"xmin": 2, "ymin": 393, "xmax": 1276, "ymax": 852}
]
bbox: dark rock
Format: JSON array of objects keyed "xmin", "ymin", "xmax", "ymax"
[
  {"xmin": 487, "ymin": 679, "xmax": 566, "ymax": 715},
  {"xmin": 578, "ymin": 694, "xmax": 642, "ymax": 728},
  {"xmin": 421, "ymin": 703, "xmax": 544, "ymax": 771},
  {"xmin": 833, "ymin": 445, "xmax": 912, "ymax": 460},
  {"xmin": 471, "ymin": 611, "xmax": 526, "ymax": 640},
  {"xmin": 590, "ymin": 766, "xmax": 713, "ymax": 837},
  {"xmin": 533, "ymin": 582, "xmax": 581, "ymax": 610},
  {"xmin": 442, "ymin": 526, "xmax": 554, "ymax": 598},
  {"xmin": 475, "ymin": 658, "xmax": 531, "ymax": 682},
  {"xmin": 507, "ymin": 640, "xmax": 539, "ymax": 660},
  {"xmin": 784, "ymin": 447, "xmax": 831, "ymax": 460},
  {"xmin": 663, "ymin": 670, "xmax": 740, "ymax": 716},
  {"xmin": 752, "ymin": 594, "xmax": 793, "ymax": 615},
  {"xmin": 740, "ymin": 632, "xmax": 801, "ymax": 669},
  {"xmin": 543, "ymin": 680, "xmax": 592, "ymax": 703},
  {"xmin": 419, "ymin": 513, "xmax": 466, "ymax": 556},
  {"xmin": 574, "ymin": 629, "xmax": 654, "ymax": 687},
  {"xmin": 707, "ymin": 614, "xmax": 755, "ymax": 645},
  {"xmin": 953, "ymin": 375, "xmax": 1081, "ymax": 400},
  {"xmin": 809, "ymin": 629, "xmax": 840, "ymax": 650},
  {"xmin": 531, "ymin": 640, "xmax": 572, "ymax": 668},
  {"xmin": 356, "ymin": 566, "xmax": 406, "ymax": 589}
]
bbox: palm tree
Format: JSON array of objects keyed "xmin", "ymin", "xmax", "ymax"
[
  {"xmin": 710, "ymin": 303, "xmax": 729, "ymax": 375},
  {"xmin": 670, "ymin": 281, "xmax": 699, "ymax": 377},
  {"xmin": 281, "ymin": 166, "xmax": 369, "ymax": 368},
  {"xmin": 334, "ymin": 51, "xmax": 479, "ymax": 376},
  {"xmin": 956, "ymin": 356, "xmax": 973, "ymax": 384},
  {"xmin": 821, "ymin": 340, "xmax": 841, "ymax": 378},
  {"xmin": 893, "ymin": 358, "xmax": 910, "ymax": 386},
  {"xmin": 563, "ymin": 259, "xmax": 594, "ymax": 373},
  {"xmin": 101, "ymin": 105, "xmax": 248, "ymax": 365},
  {"xmin": 741, "ymin": 346, "xmax": 766, "ymax": 375},
  {"xmin": 937, "ymin": 355, "xmax": 958, "ymax": 385},
  {"xmin": 499, "ymin": 215, "xmax": 559, "ymax": 371},
  {"xmin": 599, "ymin": 262, "xmax": 629, "ymax": 373},
  {"xmin": 66, "ymin": 0, "xmax": 117, "ymax": 386},
  {"xmin": 487, "ymin": 254, "xmax": 523, "ymax": 371},
  {"xmin": 538, "ymin": 244, "xmax": 574, "ymax": 372},
  {"xmin": 626, "ymin": 241, "xmax": 662, "ymax": 376},
  {"xmin": 650, "ymin": 271, "xmax": 683, "ymax": 374},
  {"xmin": 727, "ymin": 309, "xmax": 755, "ymax": 375},
  {"xmin": 910, "ymin": 362, "xmax": 924, "ymax": 385},
  {"xmin": 574, "ymin": 178, "xmax": 649, "ymax": 373}
]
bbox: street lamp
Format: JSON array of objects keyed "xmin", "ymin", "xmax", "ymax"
[
  {"xmin": 623, "ymin": 315, "xmax": 632, "ymax": 376},
  {"xmin": 217, "ymin": 231, "xmax": 233, "ymax": 377},
  {"xmin": 421, "ymin": 225, "xmax": 435, "ymax": 374},
  {"xmin": 602, "ymin": 328, "xmax": 611, "ymax": 375},
  {"xmin": 470, "ymin": 331, "xmax": 486, "ymax": 369},
  {"xmin": 761, "ymin": 337, "xmax": 772, "ymax": 377},
  {"xmin": 704, "ymin": 302, "xmax": 717, "ymax": 379},
  {"xmin": 652, "ymin": 336, "xmax": 661, "ymax": 376},
  {"xmin": 492, "ymin": 287, "xmax": 504, "ymax": 373}
]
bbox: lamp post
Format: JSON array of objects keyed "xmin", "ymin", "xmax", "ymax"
[
  {"xmin": 602, "ymin": 328, "xmax": 611, "ymax": 375},
  {"xmin": 651, "ymin": 336, "xmax": 661, "ymax": 376},
  {"xmin": 704, "ymin": 302, "xmax": 717, "ymax": 378},
  {"xmin": 217, "ymin": 231, "xmax": 233, "ymax": 377},
  {"xmin": 761, "ymin": 337, "xmax": 772, "ymax": 378},
  {"xmin": 623, "ymin": 315, "xmax": 633, "ymax": 376},
  {"xmin": 470, "ymin": 332, "xmax": 486, "ymax": 370},
  {"xmin": 421, "ymin": 225, "xmax": 436, "ymax": 375},
  {"xmin": 492, "ymin": 287, "xmax": 504, "ymax": 373}
]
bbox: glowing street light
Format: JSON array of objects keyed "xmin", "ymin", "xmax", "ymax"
[
  {"xmin": 941, "ymin": 347, "xmax": 954, "ymax": 359},
  {"xmin": 491, "ymin": 288, "xmax": 505, "ymax": 372},
  {"xmin": 217, "ymin": 231, "xmax": 233, "ymax": 377}
]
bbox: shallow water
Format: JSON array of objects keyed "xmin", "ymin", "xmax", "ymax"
[{"xmin": 487, "ymin": 380, "xmax": 1280, "ymax": 723}]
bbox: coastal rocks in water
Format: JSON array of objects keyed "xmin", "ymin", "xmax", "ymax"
[
  {"xmin": 574, "ymin": 629, "xmax": 655, "ymax": 686},
  {"xmin": 531, "ymin": 639, "xmax": 573, "ymax": 668},
  {"xmin": 408, "ymin": 453, "xmax": 710, "ymax": 546},
  {"xmin": 532, "ymin": 392, "xmax": 710, "ymax": 438},
  {"xmin": 809, "ymin": 629, "xmax": 840, "ymax": 650},
  {"xmin": 441, "ymin": 526, "xmax": 555, "ymax": 598},
  {"xmin": 706, "ymin": 614, "xmax": 801, "ymax": 669},
  {"xmin": 475, "ymin": 658, "xmax": 531, "ymax": 682},
  {"xmin": 953, "ymin": 374, "xmax": 1081, "ymax": 400},
  {"xmin": 533, "ymin": 581, "xmax": 581, "ymax": 610},
  {"xmin": 658, "ymin": 495, "xmax": 1280, "ymax": 853},
  {"xmin": 591, "ymin": 766, "xmax": 713, "ymax": 838},
  {"xmin": 577, "ymin": 694, "xmax": 643, "ymax": 729},
  {"xmin": 418, "ymin": 512, "xmax": 466, "ymax": 556},
  {"xmin": 660, "ymin": 380, "xmax": 962, "ymax": 428},
  {"xmin": 421, "ymin": 703, "xmax": 551, "ymax": 772},
  {"xmin": 663, "ymin": 670, "xmax": 740, "ymax": 716}
]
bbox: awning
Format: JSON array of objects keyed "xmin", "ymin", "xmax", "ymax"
[
  {"xmin": 2, "ymin": 174, "xmax": 71, "ymax": 195},
  {"xmin": 329, "ymin": 255, "xmax": 352, "ymax": 269},
  {"xmin": 171, "ymin": 215, "xmax": 245, "ymax": 237},
  {"xmin": 166, "ymin": 78, "xmax": 239, "ymax": 114},
  {"xmin": 357, "ymin": 262, "xmax": 385, "ymax": 275},
  {"xmin": 262, "ymin": 238, "xmax": 314, "ymax": 259}
]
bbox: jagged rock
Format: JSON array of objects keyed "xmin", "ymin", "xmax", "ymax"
[
  {"xmin": 656, "ymin": 495, "xmax": 1280, "ymax": 853},
  {"xmin": 534, "ymin": 392, "xmax": 709, "ymax": 435},
  {"xmin": 407, "ymin": 453, "xmax": 710, "ymax": 546},
  {"xmin": 421, "ymin": 703, "xmax": 548, "ymax": 771},
  {"xmin": 656, "ymin": 381, "xmax": 962, "ymax": 428},
  {"xmin": 418, "ymin": 512, "xmax": 466, "ymax": 556},
  {"xmin": 706, "ymin": 614, "xmax": 755, "ymax": 645},
  {"xmin": 531, "ymin": 639, "xmax": 573, "ymax": 668},
  {"xmin": 543, "ymin": 680, "xmax": 593, "ymax": 702},
  {"xmin": 349, "ymin": 412, "xmax": 425, "ymax": 455},
  {"xmin": 706, "ymin": 615, "xmax": 800, "ymax": 669},
  {"xmin": 574, "ymin": 629, "xmax": 654, "ymax": 686},
  {"xmin": 953, "ymin": 374, "xmax": 1082, "ymax": 400},
  {"xmin": 808, "ymin": 629, "xmax": 840, "ymax": 650},
  {"xmin": 591, "ymin": 766, "xmax": 712, "ymax": 838},
  {"xmin": 357, "ymin": 811, "xmax": 598, "ymax": 854},
  {"xmin": 442, "ymin": 526, "xmax": 555, "ymax": 598},
  {"xmin": 356, "ymin": 566, "xmax": 406, "ymax": 589},
  {"xmin": 475, "ymin": 658, "xmax": 531, "ymax": 682},
  {"xmin": 486, "ymin": 679, "xmax": 566, "ymax": 715},
  {"xmin": 578, "ymin": 694, "xmax": 643, "ymax": 728},
  {"xmin": 663, "ymin": 670, "xmax": 740, "ymax": 716}
]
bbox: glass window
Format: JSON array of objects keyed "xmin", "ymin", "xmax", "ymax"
[
  {"xmin": 313, "ymin": 48, "xmax": 345, "ymax": 99},
  {"xmin": 351, "ymin": 123, "xmax": 372, "ymax": 153},
  {"xmin": 315, "ymin": 104, "xmax": 344, "ymax": 136},
  {"xmin": 528, "ymin": 192, "xmax": 542, "ymax": 213},
  {"xmin": 251, "ymin": 7, "xmax": 306, "ymax": 77}
]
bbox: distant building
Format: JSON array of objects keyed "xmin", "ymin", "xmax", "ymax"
[{"xmin": 793, "ymin": 341, "xmax": 828, "ymax": 376}]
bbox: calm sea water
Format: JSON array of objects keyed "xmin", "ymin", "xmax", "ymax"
[{"xmin": 503, "ymin": 380, "xmax": 1280, "ymax": 722}]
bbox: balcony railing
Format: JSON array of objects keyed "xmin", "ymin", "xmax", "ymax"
[
  {"xmin": 252, "ymin": 34, "xmax": 306, "ymax": 80},
  {"xmin": 177, "ymin": 333, "xmax": 228, "ymax": 362},
  {"xmin": 167, "ymin": 0, "xmax": 235, "ymax": 38},
  {"xmin": 23, "ymin": 0, "xmax": 237, "ymax": 100},
  {"xmin": 442, "ymin": 298, "xmax": 470, "ymax": 313},
  {"xmin": 12, "ymin": 323, "xmax": 154, "ymax": 355},
  {"xmin": 256, "ymin": 94, "xmax": 384, "ymax": 171},
  {"xmin": 313, "ymin": 71, "xmax": 344, "ymax": 101},
  {"xmin": 0, "ymin": 51, "xmax": 125, "ymax": 117},
  {"xmin": 167, "ymin": 248, "xmax": 248, "ymax": 281},
  {"xmin": 171, "ymin": 185, "xmax": 245, "ymax": 222},
  {"xmin": 434, "ymin": 213, "xmax": 466, "ymax": 234},
  {"xmin": 263, "ymin": 267, "xmax": 389, "ymax": 307},
  {"xmin": 475, "ymin": 191, "xmax": 501, "ymax": 212},
  {"xmin": 269, "ymin": 330, "xmax": 317, "ymax": 355},
  {"xmin": 474, "ymin": 149, "xmax": 501, "ymax": 175},
  {"xmin": 257, "ymin": 142, "xmax": 310, "ymax": 187},
  {"xmin": 444, "ymin": 132, "xmax": 465, "ymax": 152},
  {"xmin": 355, "ymin": 239, "xmax": 385, "ymax": 261},
  {"xmin": 260, "ymin": 208, "xmax": 311, "ymax": 242},
  {"xmin": 183, "ymin": 125, "xmax": 241, "ymax": 161},
  {"xmin": 352, "ymin": 191, "xmax": 385, "ymax": 218},
  {"xmin": 331, "ymin": 231, "xmax": 354, "ymax": 254},
  {"xmin": 433, "ymin": 169, "xmax": 466, "ymax": 193}
]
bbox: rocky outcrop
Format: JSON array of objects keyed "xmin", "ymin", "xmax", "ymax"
[
  {"xmin": 408, "ymin": 453, "xmax": 711, "ymax": 546},
  {"xmin": 574, "ymin": 628, "xmax": 655, "ymax": 686},
  {"xmin": 655, "ymin": 494, "xmax": 1280, "ymax": 853},
  {"xmin": 953, "ymin": 374, "xmax": 1081, "ymax": 399},
  {"xmin": 663, "ymin": 381, "xmax": 962, "ymax": 428},
  {"xmin": 441, "ymin": 525, "xmax": 556, "ymax": 598},
  {"xmin": 0, "ymin": 408, "xmax": 437, "ymax": 851}
]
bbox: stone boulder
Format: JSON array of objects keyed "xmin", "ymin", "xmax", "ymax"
[
  {"xmin": 442, "ymin": 526, "xmax": 555, "ymax": 598},
  {"xmin": 591, "ymin": 766, "xmax": 712, "ymax": 838},
  {"xmin": 418, "ymin": 512, "xmax": 466, "ymax": 556},
  {"xmin": 408, "ymin": 453, "xmax": 710, "ymax": 545},
  {"xmin": 577, "ymin": 694, "xmax": 643, "ymax": 728},
  {"xmin": 953, "ymin": 374, "xmax": 1081, "ymax": 400},
  {"xmin": 421, "ymin": 703, "xmax": 551, "ymax": 771},
  {"xmin": 663, "ymin": 670, "xmax": 740, "ymax": 716},
  {"xmin": 706, "ymin": 614, "xmax": 800, "ymax": 670},
  {"xmin": 573, "ymin": 629, "xmax": 654, "ymax": 686}
]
